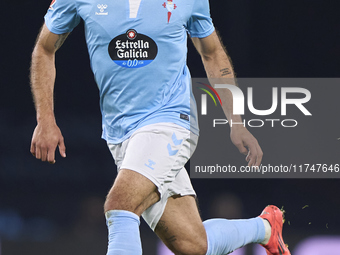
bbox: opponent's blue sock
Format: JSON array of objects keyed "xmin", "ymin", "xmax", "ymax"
[
  {"xmin": 203, "ymin": 217, "xmax": 265, "ymax": 255},
  {"xmin": 105, "ymin": 210, "xmax": 142, "ymax": 255}
]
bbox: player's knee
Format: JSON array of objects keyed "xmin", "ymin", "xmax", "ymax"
[
  {"xmin": 103, "ymin": 189, "xmax": 130, "ymax": 213},
  {"xmin": 103, "ymin": 186, "xmax": 160, "ymax": 215},
  {"xmin": 103, "ymin": 194, "xmax": 117, "ymax": 213},
  {"xmin": 104, "ymin": 169, "xmax": 160, "ymax": 214},
  {"xmin": 172, "ymin": 238, "xmax": 207, "ymax": 255}
]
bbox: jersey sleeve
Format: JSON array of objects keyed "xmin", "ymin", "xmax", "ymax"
[
  {"xmin": 186, "ymin": 0, "xmax": 215, "ymax": 38},
  {"xmin": 44, "ymin": 0, "xmax": 81, "ymax": 34}
]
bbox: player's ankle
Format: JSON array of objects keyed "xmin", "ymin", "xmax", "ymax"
[{"xmin": 260, "ymin": 218, "xmax": 271, "ymax": 245}]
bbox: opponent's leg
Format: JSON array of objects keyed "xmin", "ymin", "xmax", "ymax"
[
  {"xmin": 155, "ymin": 195, "xmax": 266, "ymax": 255},
  {"xmin": 104, "ymin": 169, "xmax": 160, "ymax": 255}
]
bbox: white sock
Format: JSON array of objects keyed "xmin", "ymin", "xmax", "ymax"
[{"xmin": 261, "ymin": 218, "xmax": 272, "ymax": 245}]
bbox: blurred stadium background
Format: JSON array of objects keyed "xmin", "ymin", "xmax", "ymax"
[{"xmin": 0, "ymin": 0, "xmax": 339, "ymax": 254}]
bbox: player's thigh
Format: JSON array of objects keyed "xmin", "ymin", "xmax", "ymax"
[
  {"xmin": 155, "ymin": 195, "xmax": 207, "ymax": 255},
  {"xmin": 106, "ymin": 123, "xmax": 197, "ymax": 217},
  {"xmin": 104, "ymin": 168, "xmax": 160, "ymax": 216}
]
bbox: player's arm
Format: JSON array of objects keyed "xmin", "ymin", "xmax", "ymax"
[
  {"xmin": 30, "ymin": 23, "xmax": 69, "ymax": 164},
  {"xmin": 191, "ymin": 31, "xmax": 263, "ymax": 167}
]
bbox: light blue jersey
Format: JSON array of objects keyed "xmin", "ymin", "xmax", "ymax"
[{"xmin": 45, "ymin": 0, "xmax": 214, "ymax": 144}]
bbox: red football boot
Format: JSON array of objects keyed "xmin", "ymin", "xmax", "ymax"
[{"xmin": 259, "ymin": 205, "xmax": 291, "ymax": 255}]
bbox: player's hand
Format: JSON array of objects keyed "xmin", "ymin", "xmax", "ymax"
[
  {"xmin": 230, "ymin": 126, "xmax": 263, "ymax": 167},
  {"xmin": 30, "ymin": 121, "xmax": 66, "ymax": 164}
]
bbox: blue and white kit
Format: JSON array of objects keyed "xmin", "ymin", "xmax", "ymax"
[
  {"xmin": 45, "ymin": 0, "xmax": 215, "ymax": 228},
  {"xmin": 45, "ymin": 3, "xmax": 269, "ymax": 254},
  {"xmin": 45, "ymin": 0, "xmax": 215, "ymax": 144}
]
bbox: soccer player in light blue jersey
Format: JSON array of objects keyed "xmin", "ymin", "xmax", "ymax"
[{"xmin": 30, "ymin": 0, "xmax": 290, "ymax": 254}]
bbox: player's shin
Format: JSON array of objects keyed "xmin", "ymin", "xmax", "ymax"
[
  {"xmin": 105, "ymin": 210, "xmax": 142, "ymax": 255},
  {"xmin": 203, "ymin": 217, "xmax": 265, "ymax": 255}
]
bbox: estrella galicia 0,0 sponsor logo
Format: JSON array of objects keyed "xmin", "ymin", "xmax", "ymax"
[{"xmin": 108, "ymin": 29, "xmax": 158, "ymax": 68}]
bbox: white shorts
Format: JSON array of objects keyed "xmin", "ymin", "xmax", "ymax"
[{"xmin": 108, "ymin": 122, "xmax": 198, "ymax": 230}]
